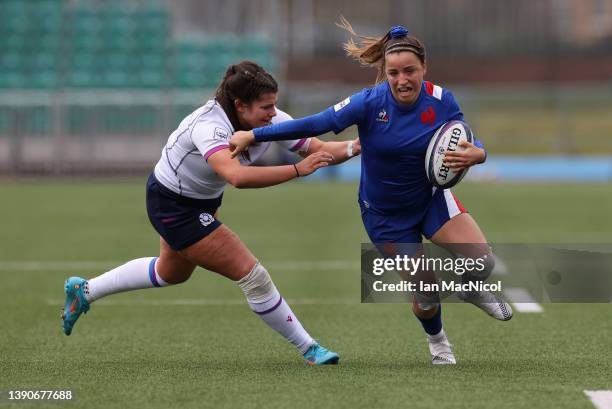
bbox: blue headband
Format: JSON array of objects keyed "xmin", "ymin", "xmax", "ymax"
[{"xmin": 389, "ymin": 25, "xmax": 409, "ymax": 39}]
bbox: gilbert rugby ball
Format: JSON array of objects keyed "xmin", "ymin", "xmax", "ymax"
[{"xmin": 425, "ymin": 120, "xmax": 474, "ymax": 188}]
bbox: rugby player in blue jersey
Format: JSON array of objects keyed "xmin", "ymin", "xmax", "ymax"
[{"xmin": 230, "ymin": 19, "xmax": 512, "ymax": 365}]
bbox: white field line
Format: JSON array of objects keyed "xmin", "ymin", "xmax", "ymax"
[
  {"xmin": 503, "ymin": 287, "xmax": 544, "ymax": 313},
  {"xmin": 0, "ymin": 260, "xmax": 360, "ymax": 272},
  {"xmin": 8, "ymin": 260, "xmax": 543, "ymax": 314},
  {"xmin": 585, "ymin": 391, "xmax": 612, "ymax": 409},
  {"xmin": 47, "ymin": 297, "xmax": 358, "ymax": 307}
]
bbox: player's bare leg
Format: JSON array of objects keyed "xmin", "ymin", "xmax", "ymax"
[
  {"xmin": 390, "ymin": 246, "xmax": 455, "ymax": 365},
  {"xmin": 407, "ymin": 259, "xmax": 455, "ymax": 365},
  {"xmin": 62, "ymin": 223, "xmax": 338, "ymax": 364},
  {"xmin": 157, "ymin": 238, "xmax": 196, "ymax": 284},
  {"xmin": 62, "ymin": 239, "xmax": 196, "ymax": 335},
  {"xmin": 431, "ymin": 213, "xmax": 513, "ymax": 321}
]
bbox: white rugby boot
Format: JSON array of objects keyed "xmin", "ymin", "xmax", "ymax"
[
  {"xmin": 427, "ymin": 330, "xmax": 456, "ymax": 365},
  {"xmin": 458, "ymin": 290, "xmax": 513, "ymax": 321}
]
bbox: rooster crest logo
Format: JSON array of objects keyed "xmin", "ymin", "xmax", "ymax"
[{"xmin": 376, "ymin": 109, "xmax": 389, "ymax": 123}]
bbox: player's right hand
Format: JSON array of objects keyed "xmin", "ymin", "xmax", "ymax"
[
  {"xmin": 229, "ymin": 131, "xmax": 256, "ymax": 158},
  {"xmin": 296, "ymin": 151, "xmax": 335, "ymax": 176},
  {"xmin": 443, "ymin": 140, "xmax": 486, "ymax": 171}
]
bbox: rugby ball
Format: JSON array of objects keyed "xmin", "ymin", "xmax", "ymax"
[{"xmin": 425, "ymin": 120, "xmax": 474, "ymax": 188}]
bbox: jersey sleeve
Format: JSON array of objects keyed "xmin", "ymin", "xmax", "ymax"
[
  {"xmin": 323, "ymin": 89, "xmax": 367, "ymax": 133},
  {"xmin": 253, "ymin": 89, "xmax": 367, "ymax": 142},
  {"xmin": 190, "ymin": 121, "xmax": 232, "ymax": 161},
  {"xmin": 441, "ymin": 89, "xmax": 464, "ymax": 122},
  {"xmin": 442, "ymin": 89, "xmax": 485, "ymax": 151},
  {"xmin": 273, "ymin": 107, "xmax": 311, "ymax": 154}
]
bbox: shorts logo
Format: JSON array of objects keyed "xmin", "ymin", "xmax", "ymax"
[
  {"xmin": 199, "ymin": 213, "xmax": 214, "ymax": 226},
  {"xmin": 334, "ymin": 97, "xmax": 350, "ymax": 112},
  {"xmin": 213, "ymin": 127, "xmax": 229, "ymax": 141}
]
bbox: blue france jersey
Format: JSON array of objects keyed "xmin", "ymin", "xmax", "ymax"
[{"xmin": 327, "ymin": 81, "xmax": 481, "ymax": 212}]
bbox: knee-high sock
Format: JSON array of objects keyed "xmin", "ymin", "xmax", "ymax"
[
  {"xmin": 85, "ymin": 257, "xmax": 169, "ymax": 303},
  {"xmin": 238, "ymin": 263, "xmax": 314, "ymax": 354},
  {"xmin": 415, "ymin": 304, "xmax": 443, "ymax": 336}
]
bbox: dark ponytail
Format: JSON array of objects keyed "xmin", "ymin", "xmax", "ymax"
[{"xmin": 215, "ymin": 61, "xmax": 278, "ymax": 131}]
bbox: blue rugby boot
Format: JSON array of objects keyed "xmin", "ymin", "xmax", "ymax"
[
  {"xmin": 303, "ymin": 342, "xmax": 340, "ymax": 366},
  {"xmin": 61, "ymin": 277, "xmax": 90, "ymax": 336}
]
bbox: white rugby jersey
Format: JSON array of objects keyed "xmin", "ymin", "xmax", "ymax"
[{"xmin": 154, "ymin": 100, "xmax": 310, "ymax": 199}]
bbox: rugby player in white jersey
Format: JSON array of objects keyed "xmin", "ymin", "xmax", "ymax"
[{"xmin": 61, "ymin": 61, "xmax": 360, "ymax": 365}]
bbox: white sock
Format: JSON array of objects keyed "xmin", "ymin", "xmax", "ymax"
[
  {"xmin": 427, "ymin": 329, "xmax": 446, "ymax": 342},
  {"xmin": 85, "ymin": 257, "xmax": 169, "ymax": 303},
  {"xmin": 247, "ymin": 287, "xmax": 314, "ymax": 354}
]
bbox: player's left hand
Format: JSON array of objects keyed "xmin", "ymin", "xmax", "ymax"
[
  {"xmin": 229, "ymin": 131, "xmax": 255, "ymax": 158},
  {"xmin": 443, "ymin": 141, "xmax": 486, "ymax": 171}
]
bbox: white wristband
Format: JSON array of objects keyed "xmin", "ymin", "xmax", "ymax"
[{"xmin": 346, "ymin": 141, "xmax": 355, "ymax": 158}]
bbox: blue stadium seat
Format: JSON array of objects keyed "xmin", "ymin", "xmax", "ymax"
[
  {"xmin": 0, "ymin": 52, "xmax": 23, "ymax": 70},
  {"xmin": 30, "ymin": 53, "xmax": 58, "ymax": 70},
  {"xmin": 29, "ymin": 71, "xmax": 59, "ymax": 89},
  {"xmin": 0, "ymin": 2, "xmax": 277, "ymax": 91},
  {"xmin": 101, "ymin": 70, "xmax": 132, "ymax": 88},
  {"xmin": 66, "ymin": 70, "xmax": 97, "ymax": 88},
  {"xmin": 0, "ymin": 72, "xmax": 26, "ymax": 88}
]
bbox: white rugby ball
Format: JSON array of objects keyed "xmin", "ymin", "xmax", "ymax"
[{"xmin": 425, "ymin": 120, "xmax": 474, "ymax": 188}]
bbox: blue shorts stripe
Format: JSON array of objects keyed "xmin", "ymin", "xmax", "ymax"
[{"xmin": 148, "ymin": 257, "xmax": 160, "ymax": 287}]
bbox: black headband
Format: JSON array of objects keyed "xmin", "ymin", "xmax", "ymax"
[{"xmin": 385, "ymin": 42, "xmax": 423, "ymax": 56}]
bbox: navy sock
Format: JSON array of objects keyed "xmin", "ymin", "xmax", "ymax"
[{"xmin": 415, "ymin": 304, "xmax": 443, "ymax": 335}]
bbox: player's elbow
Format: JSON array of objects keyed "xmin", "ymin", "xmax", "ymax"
[{"xmin": 224, "ymin": 170, "xmax": 248, "ymax": 188}]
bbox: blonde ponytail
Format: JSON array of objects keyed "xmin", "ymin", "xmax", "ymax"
[{"xmin": 336, "ymin": 16, "xmax": 426, "ymax": 85}]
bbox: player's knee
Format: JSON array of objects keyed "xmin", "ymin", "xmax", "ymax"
[
  {"xmin": 237, "ymin": 262, "xmax": 276, "ymax": 302},
  {"xmin": 159, "ymin": 267, "xmax": 194, "ymax": 284},
  {"xmin": 476, "ymin": 252, "xmax": 495, "ymax": 280},
  {"xmin": 169, "ymin": 270, "xmax": 193, "ymax": 284},
  {"xmin": 461, "ymin": 252, "xmax": 495, "ymax": 281},
  {"xmin": 417, "ymin": 301, "xmax": 439, "ymax": 312},
  {"xmin": 156, "ymin": 253, "xmax": 196, "ymax": 285}
]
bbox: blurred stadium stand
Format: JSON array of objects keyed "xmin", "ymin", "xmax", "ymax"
[{"xmin": 0, "ymin": 0, "xmax": 611, "ymax": 175}]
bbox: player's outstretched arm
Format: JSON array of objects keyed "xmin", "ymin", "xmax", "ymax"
[
  {"xmin": 230, "ymin": 110, "xmax": 340, "ymax": 158},
  {"xmin": 300, "ymin": 137, "xmax": 361, "ymax": 164},
  {"xmin": 443, "ymin": 140, "xmax": 486, "ymax": 172},
  {"xmin": 209, "ymin": 148, "xmax": 334, "ymax": 188}
]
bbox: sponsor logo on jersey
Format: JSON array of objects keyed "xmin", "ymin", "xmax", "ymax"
[
  {"xmin": 420, "ymin": 106, "xmax": 436, "ymax": 125},
  {"xmin": 376, "ymin": 109, "xmax": 389, "ymax": 123},
  {"xmin": 334, "ymin": 97, "xmax": 351, "ymax": 112},
  {"xmin": 199, "ymin": 213, "xmax": 214, "ymax": 227},
  {"xmin": 213, "ymin": 127, "xmax": 229, "ymax": 140}
]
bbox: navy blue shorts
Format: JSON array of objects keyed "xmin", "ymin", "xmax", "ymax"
[
  {"xmin": 359, "ymin": 188, "xmax": 467, "ymax": 244},
  {"xmin": 146, "ymin": 174, "xmax": 223, "ymax": 251}
]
